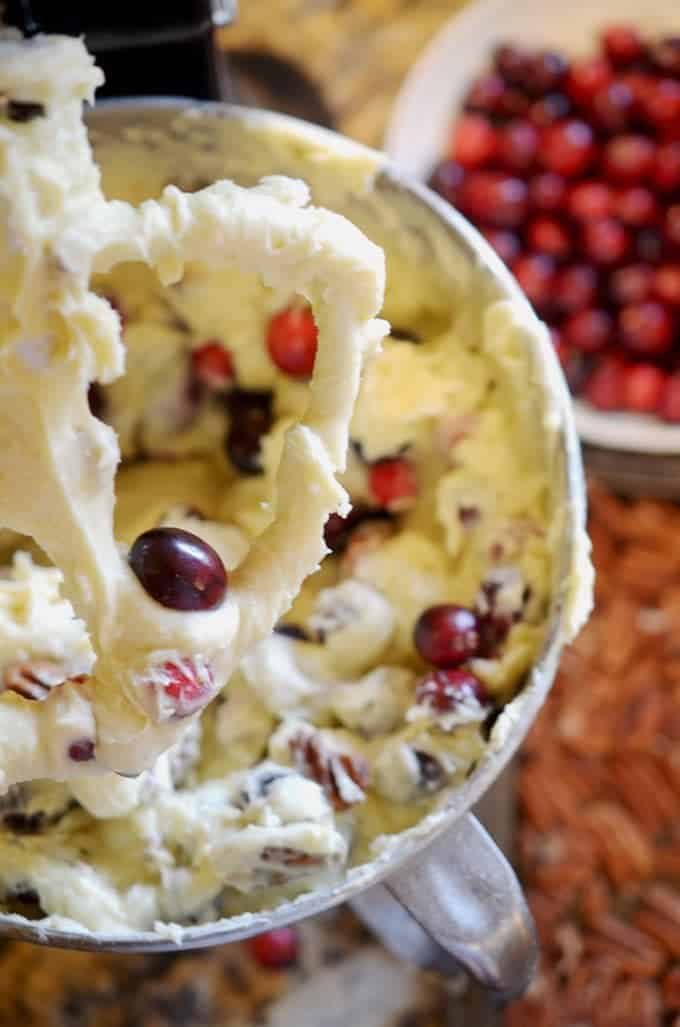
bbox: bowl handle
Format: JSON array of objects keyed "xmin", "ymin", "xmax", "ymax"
[{"xmin": 349, "ymin": 812, "xmax": 537, "ymax": 1002}]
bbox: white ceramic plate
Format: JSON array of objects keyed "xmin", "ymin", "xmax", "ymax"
[{"xmin": 385, "ymin": 0, "xmax": 680, "ymax": 454}]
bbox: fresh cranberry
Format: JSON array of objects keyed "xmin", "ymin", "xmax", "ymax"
[
  {"xmin": 129, "ymin": 527, "xmax": 227, "ymax": 611},
  {"xmin": 456, "ymin": 171, "xmax": 529, "ymax": 228},
  {"xmin": 413, "ymin": 604, "xmax": 481, "ymax": 667},
  {"xmin": 590, "ymin": 81, "xmax": 635, "ymax": 134},
  {"xmin": 602, "ymin": 26, "xmax": 644, "ymax": 67},
  {"xmin": 566, "ymin": 58, "xmax": 613, "ymax": 107},
  {"xmin": 563, "ymin": 309, "xmax": 613, "ymax": 353},
  {"xmin": 465, "ymin": 73, "xmax": 506, "ymax": 115},
  {"xmin": 623, "ymin": 363, "xmax": 668, "ymax": 414},
  {"xmin": 582, "ymin": 218, "xmax": 630, "ymax": 265},
  {"xmin": 659, "ymin": 372, "xmax": 680, "ymax": 422},
  {"xmin": 644, "ymin": 79, "xmax": 680, "ymax": 135},
  {"xmin": 648, "ymin": 37, "xmax": 680, "ymax": 78},
  {"xmin": 225, "ymin": 389, "xmax": 274, "ymax": 475},
  {"xmin": 267, "ymin": 307, "xmax": 318, "ymax": 378},
  {"xmin": 451, "ymin": 114, "xmax": 498, "ymax": 168},
  {"xmin": 609, "ymin": 264, "xmax": 654, "ymax": 306},
  {"xmin": 248, "ymin": 928, "xmax": 299, "ymax": 969},
  {"xmin": 555, "ymin": 264, "xmax": 599, "ymax": 314},
  {"xmin": 526, "ymin": 51, "xmax": 569, "ymax": 94},
  {"xmin": 635, "ymin": 228, "xmax": 664, "ymax": 265},
  {"xmin": 665, "ymin": 206, "xmax": 680, "ymax": 250},
  {"xmin": 528, "ymin": 92, "xmax": 572, "ymax": 127},
  {"xmin": 615, "ymin": 187, "xmax": 658, "ymax": 227},
  {"xmin": 619, "ymin": 301, "xmax": 674, "ymax": 355},
  {"xmin": 428, "ymin": 160, "xmax": 464, "ymax": 203},
  {"xmin": 497, "ymin": 88, "xmax": 531, "ymax": 119},
  {"xmin": 528, "ymin": 172, "xmax": 567, "ymax": 212},
  {"xmin": 583, "ymin": 354, "xmax": 626, "ymax": 410},
  {"xmin": 654, "ymin": 266, "xmax": 680, "ymax": 306},
  {"xmin": 494, "ymin": 44, "xmax": 531, "ymax": 86},
  {"xmin": 415, "ymin": 668, "xmax": 488, "ymax": 713},
  {"xmin": 480, "ymin": 228, "xmax": 521, "ymax": 264},
  {"xmin": 526, "ymin": 217, "xmax": 571, "ymax": 260},
  {"xmin": 68, "ymin": 739, "xmax": 95, "ymax": 762},
  {"xmin": 620, "ymin": 72, "xmax": 658, "ymax": 114},
  {"xmin": 654, "ymin": 143, "xmax": 680, "ymax": 193},
  {"xmin": 368, "ymin": 458, "xmax": 418, "ymax": 511},
  {"xmin": 568, "ymin": 181, "xmax": 613, "ymax": 221},
  {"xmin": 161, "ymin": 659, "xmax": 213, "ymax": 716},
  {"xmin": 602, "ymin": 135, "xmax": 656, "ymax": 184},
  {"xmin": 512, "ymin": 253, "xmax": 556, "ymax": 310},
  {"xmin": 497, "ymin": 119, "xmax": 539, "ymax": 172},
  {"xmin": 190, "ymin": 341, "xmax": 234, "ymax": 390},
  {"xmin": 540, "ymin": 120, "xmax": 596, "ymax": 177}
]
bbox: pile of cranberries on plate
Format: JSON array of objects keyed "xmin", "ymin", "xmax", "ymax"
[{"xmin": 429, "ymin": 27, "xmax": 680, "ymax": 422}]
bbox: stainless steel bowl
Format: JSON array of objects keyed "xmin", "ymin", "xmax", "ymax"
[{"xmin": 0, "ymin": 102, "xmax": 591, "ymax": 1000}]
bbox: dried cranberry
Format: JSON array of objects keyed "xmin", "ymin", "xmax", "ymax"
[
  {"xmin": 529, "ymin": 172, "xmax": 567, "ymax": 212},
  {"xmin": 644, "ymin": 79, "xmax": 680, "ymax": 135},
  {"xmin": 555, "ymin": 264, "xmax": 599, "ymax": 315},
  {"xmin": 615, "ymin": 187, "xmax": 658, "ymax": 228},
  {"xmin": 563, "ymin": 309, "xmax": 613, "ymax": 353},
  {"xmin": 415, "ymin": 668, "xmax": 488, "ymax": 713},
  {"xmin": 512, "ymin": 254, "xmax": 556, "ymax": 311},
  {"xmin": 68, "ymin": 739, "xmax": 95, "ymax": 762},
  {"xmin": 590, "ymin": 81, "xmax": 635, "ymax": 134},
  {"xmin": 368, "ymin": 458, "xmax": 418, "ymax": 511},
  {"xmin": 190, "ymin": 341, "xmax": 234, "ymax": 390},
  {"xmin": 225, "ymin": 388, "xmax": 273, "ymax": 475},
  {"xmin": 413, "ymin": 604, "xmax": 481, "ymax": 667},
  {"xmin": 129, "ymin": 527, "xmax": 227, "ymax": 611},
  {"xmin": 247, "ymin": 928, "xmax": 299, "ymax": 969},
  {"xmin": 654, "ymin": 266, "xmax": 680, "ymax": 306},
  {"xmin": 609, "ymin": 264, "xmax": 654, "ymax": 306},
  {"xmin": 602, "ymin": 26, "xmax": 644, "ymax": 67},
  {"xmin": 659, "ymin": 372, "xmax": 680, "ymax": 422},
  {"xmin": 528, "ymin": 92, "xmax": 572, "ymax": 127},
  {"xmin": 582, "ymin": 218, "xmax": 630, "ymax": 265},
  {"xmin": 457, "ymin": 171, "xmax": 529, "ymax": 228},
  {"xmin": 539, "ymin": 120, "xmax": 596, "ymax": 177},
  {"xmin": 322, "ymin": 505, "xmax": 392, "ymax": 554},
  {"xmin": 623, "ymin": 364, "xmax": 668, "ymax": 414},
  {"xmin": 566, "ymin": 58, "xmax": 613, "ymax": 107},
  {"xmin": 465, "ymin": 73, "xmax": 506, "ymax": 115},
  {"xmin": 497, "ymin": 119, "xmax": 539, "ymax": 172},
  {"xmin": 428, "ymin": 160, "xmax": 464, "ymax": 203},
  {"xmin": 602, "ymin": 135, "xmax": 655, "ymax": 184},
  {"xmin": 161, "ymin": 659, "xmax": 214, "ymax": 717},
  {"xmin": 619, "ymin": 301, "xmax": 674, "ymax": 355},
  {"xmin": 266, "ymin": 307, "xmax": 318, "ymax": 379},
  {"xmin": 568, "ymin": 181, "xmax": 613, "ymax": 222},
  {"xmin": 480, "ymin": 228, "xmax": 521, "ymax": 264},
  {"xmin": 654, "ymin": 143, "xmax": 680, "ymax": 193},
  {"xmin": 526, "ymin": 217, "xmax": 571, "ymax": 260},
  {"xmin": 451, "ymin": 114, "xmax": 498, "ymax": 168},
  {"xmin": 583, "ymin": 354, "xmax": 626, "ymax": 410}
]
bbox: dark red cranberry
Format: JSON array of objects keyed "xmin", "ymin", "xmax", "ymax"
[
  {"xmin": 582, "ymin": 218, "xmax": 630, "ymax": 265},
  {"xmin": 415, "ymin": 668, "xmax": 488, "ymax": 713},
  {"xmin": 539, "ymin": 120, "xmax": 596, "ymax": 177},
  {"xmin": 161, "ymin": 659, "xmax": 213, "ymax": 716},
  {"xmin": 512, "ymin": 253, "xmax": 556, "ymax": 309},
  {"xmin": 665, "ymin": 206, "xmax": 680, "ymax": 249},
  {"xmin": 528, "ymin": 92, "xmax": 572, "ymax": 127},
  {"xmin": 566, "ymin": 58, "xmax": 613, "ymax": 107},
  {"xmin": 568, "ymin": 181, "xmax": 613, "ymax": 221},
  {"xmin": 129, "ymin": 527, "xmax": 227, "ymax": 611},
  {"xmin": 602, "ymin": 26, "xmax": 644, "ymax": 67},
  {"xmin": 648, "ymin": 37, "xmax": 680, "ymax": 78},
  {"xmin": 602, "ymin": 135, "xmax": 655, "ymax": 184},
  {"xmin": 465, "ymin": 73, "xmax": 506, "ymax": 115},
  {"xmin": 190, "ymin": 341, "xmax": 234, "ymax": 390},
  {"xmin": 368, "ymin": 458, "xmax": 418, "ymax": 511},
  {"xmin": 87, "ymin": 382, "xmax": 106, "ymax": 421},
  {"xmin": 68, "ymin": 739, "xmax": 95, "ymax": 762},
  {"xmin": 654, "ymin": 265, "xmax": 680, "ymax": 306},
  {"xmin": 480, "ymin": 228, "xmax": 521, "ymax": 264},
  {"xmin": 609, "ymin": 264, "xmax": 654, "ymax": 306},
  {"xmin": 635, "ymin": 228, "xmax": 664, "ymax": 265},
  {"xmin": 494, "ymin": 44, "xmax": 531, "ymax": 86},
  {"xmin": 428, "ymin": 160, "xmax": 464, "ymax": 203},
  {"xmin": 623, "ymin": 363, "xmax": 668, "ymax": 414},
  {"xmin": 555, "ymin": 264, "xmax": 599, "ymax": 314},
  {"xmin": 526, "ymin": 51, "xmax": 569, "ymax": 94},
  {"xmin": 583, "ymin": 354, "xmax": 626, "ymax": 410},
  {"xmin": 619, "ymin": 301, "xmax": 674, "ymax": 355},
  {"xmin": 456, "ymin": 172, "xmax": 529, "ymax": 228},
  {"xmin": 654, "ymin": 143, "xmax": 680, "ymax": 193},
  {"xmin": 247, "ymin": 927, "xmax": 299, "ymax": 969},
  {"xmin": 615, "ymin": 187, "xmax": 658, "ymax": 228},
  {"xmin": 497, "ymin": 119, "xmax": 539, "ymax": 172},
  {"xmin": 590, "ymin": 81, "xmax": 635, "ymax": 134},
  {"xmin": 451, "ymin": 114, "xmax": 498, "ymax": 168},
  {"xmin": 644, "ymin": 79, "xmax": 680, "ymax": 135},
  {"xmin": 323, "ymin": 505, "xmax": 392, "ymax": 554},
  {"xmin": 528, "ymin": 172, "xmax": 567, "ymax": 212},
  {"xmin": 225, "ymin": 388, "xmax": 273, "ymax": 475},
  {"xmin": 497, "ymin": 88, "xmax": 531, "ymax": 119},
  {"xmin": 526, "ymin": 217, "xmax": 571, "ymax": 260},
  {"xmin": 563, "ymin": 309, "xmax": 613, "ymax": 353},
  {"xmin": 413, "ymin": 604, "xmax": 481, "ymax": 667},
  {"xmin": 267, "ymin": 307, "xmax": 318, "ymax": 378},
  {"xmin": 659, "ymin": 372, "xmax": 680, "ymax": 422}
]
